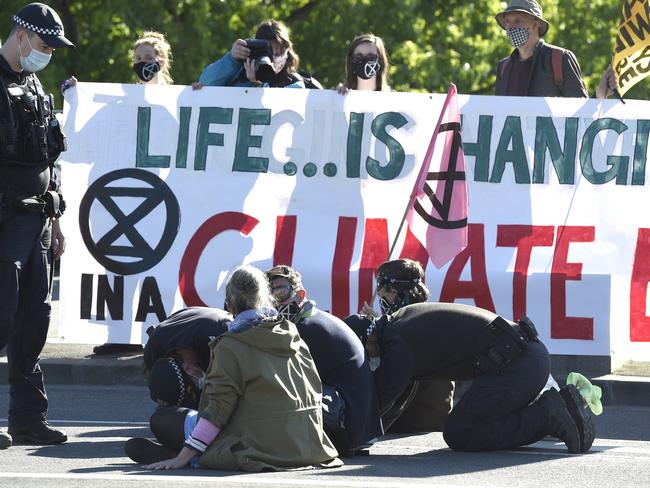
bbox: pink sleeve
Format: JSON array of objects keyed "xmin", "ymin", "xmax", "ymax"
[{"xmin": 191, "ymin": 417, "xmax": 221, "ymax": 445}]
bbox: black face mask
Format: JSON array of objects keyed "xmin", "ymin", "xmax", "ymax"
[
  {"xmin": 352, "ymin": 56, "xmax": 382, "ymax": 80},
  {"xmin": 134, "ymin": 61, "xmax": 161, "ymax": 82},
  {"xmin": 277, "ymin": 301, "xmax": 301, "ymax": 323}
]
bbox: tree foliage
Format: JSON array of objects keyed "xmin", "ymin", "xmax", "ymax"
[{"xmin": 1, "ymin": 0, "xmax": 647, "ymax": 106}]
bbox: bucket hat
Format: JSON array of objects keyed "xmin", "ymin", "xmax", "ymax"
[{"xmin": 495, "ymin": 0, "xmax": 549, "ymax": 37}]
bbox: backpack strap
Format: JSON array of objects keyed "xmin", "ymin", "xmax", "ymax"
[
  {"xmin": 550, "ymin": 47, "xmax": 564, "ymax": 92},
  {"xmin": 498, "ymin": 56, "xmax": 512, "ymax": 78}
]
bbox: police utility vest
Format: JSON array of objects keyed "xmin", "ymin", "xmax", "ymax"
[{"xmin": 0, "ymin": 71, "xmax": 67, "ymax": 168}]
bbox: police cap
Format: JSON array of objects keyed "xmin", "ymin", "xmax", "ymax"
[{"xmin": 13, "ymin": 3, "xmax": 75, "ymax": 48}]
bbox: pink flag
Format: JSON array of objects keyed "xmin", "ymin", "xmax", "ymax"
[{"xmin": 406, "ymin": 83, "xmax": 468, "ymax": 269}]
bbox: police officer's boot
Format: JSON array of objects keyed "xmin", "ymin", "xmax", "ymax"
[
  {"xmin": 560, "ymin": 384, "xmax": 595, "ymax": 453},
  {"xmin": 8, "ymin": 421, "xmax": 67, "ymax": 445},
  {"xmin": 537, "ymin": 388, "xmax": 581, "ymax": 453},
  {"xmin": 0, "ymin": 431, "xmax": 11, "ymax": 449}
]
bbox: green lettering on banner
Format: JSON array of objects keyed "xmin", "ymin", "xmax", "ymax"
[
  {"xmin": 135, "ymin": 107, "xmax": 170, "ymax": 168},
  {"xmin": 491, "ymin": 116, "xmax": 530, "ymax": 184},
  {"xmin": 175, "ymin": 106, "xmax": 191, "ymax": 168},
  {"xmin": 194, "ymin": 107, "xmax": 234, "ymax": 171},
  {"xmin": 233, "ymin": 108, "xmax": 272, "ymax": 173},
  {"xmin": 366, "ymin": 112, "xmax": 408, "ymax": 180},
  {"xmin": 462, "ymin": 115, "xmax": 493, "ymax": 182},
  {"xmin": 580, "ymin": 118, "xmax": 629, "ymax": 185},
  {"xmin": 633, "ymin": 120, "xmax": 650, "ymax": 185},
  {"xmin": 533, "ymin": 117, "xmax": 578, "ymax": 184},
  {"xmin": 346, "ymin": 112, "xmax": 364, "ymax": 178}
]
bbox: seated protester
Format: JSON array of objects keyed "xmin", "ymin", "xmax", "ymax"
[
  {"xmin": 265, "ymin": 265, "xmax": 383, "ymax": 457},
  {"xmin": 345, "ymin": 302, "xmax": 596, "ymax": 454},
  {"xmin": 361, "ymin": 259, "xmax": 454, "ymax": 434},
  {"xmin": 125, "ymin": 265, "xmax": 340, "ymax": 471},
  {"xmin": 144, "ymin": 307, "xmax": 232, "ymax": 409},
  {"xmin": 196, "ymin": 19, "xmax": 305, "ymax": 88}
]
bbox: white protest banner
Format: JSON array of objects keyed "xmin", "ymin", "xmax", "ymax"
[{"xmin": 58, "ymin": 83, "xmax": 650, "ymax": 362}]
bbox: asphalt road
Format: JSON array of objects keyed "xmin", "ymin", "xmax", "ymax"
[{"xmin": 1, "ymin": 384, "xmax": 650, "ymax": 488}]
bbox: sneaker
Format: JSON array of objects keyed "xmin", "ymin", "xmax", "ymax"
[
  {"xmin": 0, "ymin": 431, "xmax": 11, "ymax": 449},
  {"xmin": 560, "ymin": 384, "xmax": 596, "ymax": 453},
  {"xmin": 8, "ymin": 421, "xmax": 67, "ymax": 445},
  {"xmin": 125, "ymin": 437, "xmax": 176, "ymax": 464},
  {"xmin": 537, "ymin": 388, "xmax": 581, "ymax": 454}
]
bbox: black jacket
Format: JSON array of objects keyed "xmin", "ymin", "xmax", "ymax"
[
  {"xmin": 297, "ymin": 306, "xmax": 382, "ymax": 449},
  {"xmin": 370, "ymin": 302, "xmax": 506, "ymax": 414},
  {"xmin": 495, "ymin": 40, "xmax": 588, "ymax": 98},
  {"xmin": 143, "ymin": 307, "xmax": 231, "ymax": 371},
  {"xmin": 0, "ymin": 55, "xmax": 57, "ymax": 195}
]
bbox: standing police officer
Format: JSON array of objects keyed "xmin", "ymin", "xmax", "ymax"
[{"xmin": 0, "ymin": 3, "xmax": 74, "ymax": 449}]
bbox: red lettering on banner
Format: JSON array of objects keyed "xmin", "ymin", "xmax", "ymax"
[
  {"xmin": 440, "ymin": 224, "xmax": 495, "ymax": 311},
  {"xmin": 178, "ymin": 212, "xmax": 259, "ymax": 307},
  {"xmin": 357, "ymin": 219, "xmax": 389, "ymax": 312},
  {"xmin": 399, "ymin": 226, "xmax": 429, "ymax": 270},
  {"xmin": 630, "ymin": 228, "xmax": 650, "ymax": 342},
  {"xmin": 273, "ymin": 215, "xmax": 297, "ymax": 266},
  {"xmin": 496, "ymin": 225, "xmax": 555, "ymax": 320},
  {"xmin": 550, "ymin": 226, "xmax": 594, "ymax": 339},
  {"xmin": 332, "ymin": 217, "xmax": 357, "ymax": 318}
]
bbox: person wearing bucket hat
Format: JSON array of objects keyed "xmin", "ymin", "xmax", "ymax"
[
  {"xmin": 0, "ymin": 3, "xmax": 74, "ymax": 449},
  {"xmin": 494, "ymin": 0, "xmax": 588, "ymax": 97}
]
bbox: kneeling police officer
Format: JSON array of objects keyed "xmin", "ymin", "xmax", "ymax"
[
  {"xmin": 347, "ymin": 300, "xmax": 596, "ymax": 454},
  {"xmin": 0, "ymin": 3, "xmax": 74, "ymax": 449}
]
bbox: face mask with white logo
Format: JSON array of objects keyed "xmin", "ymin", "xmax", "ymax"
[
  {"xmin": 352, "ymin": 55, "xmax": 382, "ymax": 80},
  {"xmin": 506, "ymin": 27, "xmax": 530, "ymax": 49},
  {"xmin": 19, "ymin": 35, "xmax": 52, "ymax": 72},
  {"xmin": 133, "ymin": 61, "xmax": 161, "ymax": 82}
]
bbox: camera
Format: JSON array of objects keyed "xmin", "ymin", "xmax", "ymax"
[{"xmin": 245, "ymin": 38, "xmax": 275, "ymax": 83}]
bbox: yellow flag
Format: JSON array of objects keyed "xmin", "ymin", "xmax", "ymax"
[{"xmin": 612, "ymin": 0, "xmax": 650, "ymax": 96}]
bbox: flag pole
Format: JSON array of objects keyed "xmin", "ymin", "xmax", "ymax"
[
  {"xmin": 365, "ymin": 194, "xmax": 414, "ymax": 316},
  {"xmin": 365, "ymin": 84, "xmax": 456, "ymax": 314}
]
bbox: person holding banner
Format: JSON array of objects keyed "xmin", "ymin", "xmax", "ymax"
[
  {"xmin": 125, "ymin": 265, "xmax": 340, "ymax": 471},
  {"xmin": 355, "ymin": 259, "xmax": 455, "ymax": 435},
  {"xmin": 265, "ymin": 265, "xmax": 383, "ymax": 457},
  {"xmin": 346, "ymin": 303, "xmax": 595, "ymax": 454},
  {"xmin": 195, "ymin": 19, "xmax": 305, "ymax": 89},
  {"xmin": 595, "ymin": 64, "xmax": 618, "ymax": 99},
  {"xmin": 336, "ymin": 33, "xmax": 391, "ymax": 94},
  {"xmin": 61, "ymin": 30, "xmax": 174, "ymax": 96},
  {"xmin": 0, "ymin": 2, "xmax": 74, "ymax": 449},
  {"xmin": 494, "ymin": 0, "xmax": 588, "ymax": 98}
]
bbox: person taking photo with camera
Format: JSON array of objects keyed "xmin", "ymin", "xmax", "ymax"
[{"xmin": 194, "ymin": 19, "xmax": 305, "ymax": 89}]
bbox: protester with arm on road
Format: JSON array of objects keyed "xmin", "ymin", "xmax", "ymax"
[{"xmin": 125, "ymin": 265, "xmax": 340, "ymax": 471}]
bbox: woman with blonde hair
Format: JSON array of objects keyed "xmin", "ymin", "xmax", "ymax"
[
  {"xmin": 337, "ymin": 33, "xmax": 391, "ymax": 94},
  {"xmin": 132, "ymin": 30, "xmax": 173, "ymax": 85}
]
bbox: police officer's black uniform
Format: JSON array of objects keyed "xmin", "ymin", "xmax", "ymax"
[
  {"xmin": 347, "ymin": 302, "xmax": 587, "ymax": 452},
  {"xmin": 294, "ymin": 303, "xmax": 383, "ymax": 456},
  {"xmin": 143, "ymin": 307, "xmax": 232, "ymax": 373},
  {"xmin": 0, "ymin": 3, "xmax": 74, "ymax": 447}
]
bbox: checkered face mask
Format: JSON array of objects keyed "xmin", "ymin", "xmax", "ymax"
[{"xmin": 506, "ymin": 27, "xmax": 530, "ymax": 49}]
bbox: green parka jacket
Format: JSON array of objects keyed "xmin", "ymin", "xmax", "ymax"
[{"xmin": 197, "ymin": 316, "xmax": 341, "ymax": 471}]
